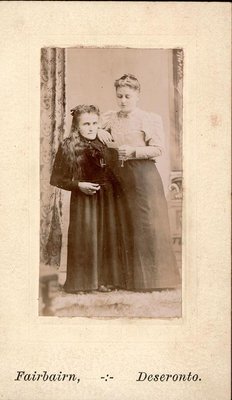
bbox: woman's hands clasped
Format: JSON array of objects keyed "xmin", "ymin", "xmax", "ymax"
[{"xmin": 78, "ymin": 182, "xmax": 100, "ymax": 196}]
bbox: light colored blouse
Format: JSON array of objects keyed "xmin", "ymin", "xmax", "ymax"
[{"xmin": 101, "ymin": 108, "xmax": 165, "ymax": 159}]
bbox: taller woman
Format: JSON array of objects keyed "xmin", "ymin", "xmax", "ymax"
[{"xmin": 101, "ymin": 74, "xmax": 180, "ymax": 291}]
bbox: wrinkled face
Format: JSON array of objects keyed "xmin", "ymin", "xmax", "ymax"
[
  {"xmin": 116, "ymin": 86, "xmax": 139, "ymax": 113},
  {"xmin": 78, "ymin": 113, "xmax": 99, "ymax": 140}
]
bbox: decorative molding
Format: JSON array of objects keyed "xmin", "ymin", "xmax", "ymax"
[
  {"xmin": 167, "ymin": 170, "xmax": 182, "ymax": 269},
  {"xmin": 168, "ymin": 171, "xmax": 183, "ymax": 200}
]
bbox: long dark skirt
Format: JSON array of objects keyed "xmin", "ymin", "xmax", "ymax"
[
  {"xmin": 63, "ymin": 183, "xmax": 125, "ymax": 292},
  {"xmin": 113, "ymin": 160, "xmax": 180, "ymax": 290}
]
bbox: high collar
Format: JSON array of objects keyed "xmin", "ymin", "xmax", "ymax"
[
  {"xmin": 77, "ymin": 135, "xmax": 104, "ymax": 154},
  {"xmin": 117, "ymin": 107, "xmax": 139, "ymax": 118},
  {"xmin": 79, "ymin": 135, "xmax": 97, "ymax": 144}
]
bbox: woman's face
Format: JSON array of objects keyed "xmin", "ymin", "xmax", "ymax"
[
  {"xmin": 116, "ymin": 86, "xmax": 139, "ymax": 113},
  {"xmin": 78, "ymin": 113, "xmax": 99, "ymax": 140}
]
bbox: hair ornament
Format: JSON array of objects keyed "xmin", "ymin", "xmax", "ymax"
[{"xmin": 70, "ymin": 108, "xmax": 76, "ymax": 116}]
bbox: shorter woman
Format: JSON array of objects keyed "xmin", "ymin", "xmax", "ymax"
[
  {"xmin": 100, "ymin": 74, "xmax": 180, "ymax": 291},
  {"xmin": 50, "ymin": 105, "xmax": 125, "ymax": 293}
]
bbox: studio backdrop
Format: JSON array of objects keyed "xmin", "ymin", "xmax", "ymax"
[{"xmin": 40, "ymin": 47, "xmax": 183, "ymax": 283}]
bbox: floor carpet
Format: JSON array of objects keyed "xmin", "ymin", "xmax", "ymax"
[{"xmin": 51, "ymin": 287, "xmax": 182, "ymax": 318}]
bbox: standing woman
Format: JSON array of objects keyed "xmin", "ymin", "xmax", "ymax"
[
  {"xmin": 50, "ymin": 105, "xmax": 125, "ymax": 293},
  {"xmin": 100, "ymin": 74, "xmax": 180, "ymax": 291}
]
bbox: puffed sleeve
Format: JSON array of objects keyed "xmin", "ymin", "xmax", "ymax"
[
  {"xmin": 97, "ymin": 111, "xmax": 116, "ymax": 143},
  {"xmin": 50, "ymin": 143, "xmax": 80, "ymax": 191},
  {"xmin": 100, "ymin": 110, "xmax": 116, "ymax": 131},
  {"xmin": 134, "ymin": 112, "xmax": 165, "ymax": 159},
  {"xmin": 143, "ymin": 112, "xmax": 165, "ymax": 151}
]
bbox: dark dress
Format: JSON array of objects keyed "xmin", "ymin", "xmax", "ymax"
[
  {"xmin": 50, "ymin": 136, "xmax": 125, "ymax": 292},
  {"xmin": 108, "ymin": 158, "xmax": 180, "ymax": 290},
  {"xmin": 102, "ymin": 109, "xmax": 181, "ymax": 290}
]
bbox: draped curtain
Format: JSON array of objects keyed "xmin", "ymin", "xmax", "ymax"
[
  {"xmin": 40, "ymin": 48, "xmax": 66, "ymax": 266},
  {"xmin": 172, "ymin": 49, "xmax": 183, "ymax": 171}
]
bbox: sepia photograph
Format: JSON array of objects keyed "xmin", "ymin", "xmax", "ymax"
[
  {"xmin": 0, "ymin": 2, "xmax": 230, "ymax": 400},
  {"xmin": 39, "ymin": 47, "xmax": 183, "ymax": 318}
]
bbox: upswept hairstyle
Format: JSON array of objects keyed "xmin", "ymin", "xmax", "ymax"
[
  {"xmin": 114, "ymin": 74, "xmax": 141, "ymax": 92},
  {"xmin": 62, "ymin": 104, "xmax": 100, "ymax": 164}
]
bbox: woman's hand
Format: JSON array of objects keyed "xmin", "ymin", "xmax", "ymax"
[
  {"xmin": 118, "ymin": 145, "xmax": 136, "ymax": 159},
  {"xmin": 97, "ymin": 128, "xmax": 113, "ymax": 144},
  {"xmin": 78, "ymin": 182, "xmax": 100, "ymax": 195}
]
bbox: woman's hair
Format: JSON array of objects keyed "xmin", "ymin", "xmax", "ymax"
[
  {"xmin": 114, "ymin": 74, "xmax": 141, "ymax": 92},
  {"xmin": 62, "ymin": 104, "xmax": 100, "ymax": 165}
]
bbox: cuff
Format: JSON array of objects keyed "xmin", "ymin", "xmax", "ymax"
[
  {"xmin": 69, "ymin": 180, "xmax": 80, "ymax": 190},
  {"xmin": 134, "ymin": 146, "xmax": 162, "ymax": 159}
]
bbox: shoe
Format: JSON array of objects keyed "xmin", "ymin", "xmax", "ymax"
[{"xmin": 98, "ymin": 285, "xmax": 112, "ymax": 292}]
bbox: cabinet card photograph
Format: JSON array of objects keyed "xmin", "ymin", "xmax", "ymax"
[
  {"xmin": 39, "ymin": 48, "xmax": 183, "ymax": 318},
  {"xmin": 1, "ymin": 3, "xmax": 231, "ymax": 400}
]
